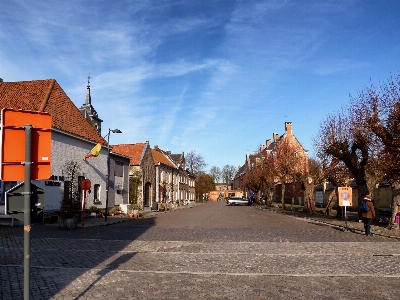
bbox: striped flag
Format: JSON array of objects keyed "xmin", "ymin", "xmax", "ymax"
[{"xmin": 83, "ymin": 138, "xmax": 106, "ymax": 160}]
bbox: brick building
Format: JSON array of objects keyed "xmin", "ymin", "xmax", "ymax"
[{"xmin": 233, "ymin": 122, "xmax": 308, "ymax": 203}]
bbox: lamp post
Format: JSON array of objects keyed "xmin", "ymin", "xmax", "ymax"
[{"xmin": 105, "ymin": 128, "xmax": 122, "ymax": 221}]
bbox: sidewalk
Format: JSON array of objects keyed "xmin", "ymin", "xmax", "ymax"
[
  {"xmin": 0, "ymin": 203, "xmax": 193, "ymax": 228},
  {"xmin": 49, "ymin": 206, "xmax": 184, "ymax": 228},
  {"xmin": 259, "ymin": 204, "xmax": 400, "ymax": 240}
]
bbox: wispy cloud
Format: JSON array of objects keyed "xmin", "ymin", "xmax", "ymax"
[
  {"xmin": 312, "ymin": 59, "xmax": 370, "ymax": 76},
  {"xmin": 1, "ymin": 0, "xmax": 399, "ymax": 169}
]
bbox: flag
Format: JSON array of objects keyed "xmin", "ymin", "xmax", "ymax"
[{"xmin": 83, "ymin": 138, "xmax": 106, "ymax": 160}]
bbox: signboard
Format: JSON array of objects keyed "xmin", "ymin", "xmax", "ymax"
[
  {"xmin": 5, "ymin": 182, "xmax": 45, "ymax": 221},
  {"xmin": 0, "ymin": 109, "xmax": 52, "ymax": 181},
  {"xmin": 316, "ymin": 191, "xmax": 324, "ymax": 204},
  {"xmin": 338, "ymin": 186, "xmax": 352, "ymax": 206}
]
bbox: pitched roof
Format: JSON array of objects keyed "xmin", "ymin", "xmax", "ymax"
[
  {"xmin": 151, "ymin": 149, "xmax": 176, "ymax": 168},
  {"xmin": 112, "ymin": 143, "xmax": 146, "ymax": 165},
  {"xmin": 0, "ymin": 79, "xmax": 102, "ymax": 143}
]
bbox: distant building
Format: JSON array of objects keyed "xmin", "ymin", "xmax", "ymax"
[
  {"xmin": 112, "ymin": 142, "xmax": 155, "ymax": 209},
  {"xmin": 233, "ymin": 122, "xmax": 308, "ymax": 202}
]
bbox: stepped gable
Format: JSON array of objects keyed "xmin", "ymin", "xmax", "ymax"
[
  {"xmin": 112, "ymin": 143, "xmax": 146, "ymax": 165},
  {"xmin": 0, "ymin": 79, "xmax": 102, "ymax": 143}
]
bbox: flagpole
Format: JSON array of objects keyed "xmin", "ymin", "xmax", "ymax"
[{"xmin": 105, "ymin": 130, "xmax": 111, "ymax": 221}]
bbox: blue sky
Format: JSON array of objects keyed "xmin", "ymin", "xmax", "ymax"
[{"xmin": 1, "ymin": 0, "xmax": 399, "ymax": 172}]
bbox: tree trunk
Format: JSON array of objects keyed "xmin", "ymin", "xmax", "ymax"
[
  {"xmin": 357, "ymin": 183, "xmax": 369, "ymax": 219},
  {"xmin": 390, "ymin": 181, "xmax": 400, "ymax": 226},
  {"xmin": 291, "ymin": 181, "xmax": 295, "ymax": 209},
  {"xmin": 303, "ymin": 181, "xmax": 311, "ymax": 213},
  {"xmin": 264, "ymin": 187, "xmax": 273, "ymax": 207},
  {"xmin": 324, "ymin": 192, "xmax": 335, "ymax": 216},
  {"xmin": 333, "ymin": 188, "xmax": 344, "ymax": 219},
  {"xmin": 308, "ymin": 182, "xmax": 316, "ymax": 213},
  {"xmin": 281, "ymin": 184, "xmax": 286, "ymax": 209}
]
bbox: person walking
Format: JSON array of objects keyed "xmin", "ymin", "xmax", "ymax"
[{"xmin": 361, "ymin": 194, "xmax": 375, "ymax": 236}]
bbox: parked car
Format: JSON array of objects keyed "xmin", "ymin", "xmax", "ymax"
[{"xmin": 226, "ymin": 197, "xmax": 251, "ymax": 206}]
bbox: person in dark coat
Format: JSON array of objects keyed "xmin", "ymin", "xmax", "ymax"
[{"xmin": 361, "ymin": 194, "xmax": 375, "ymax": 236}]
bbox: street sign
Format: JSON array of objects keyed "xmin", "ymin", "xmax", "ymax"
[
  {"xmin": 338, "ymin": 187, "xmax": 352, "ymax": 206},
  {"xmin": 0, "ymin": 109, "xmax": 52, "ymax": 181},
  {"xmin": 80, "ymin": 178, "xmax": 91, "ymax": 190},
  {"xmin": 80, "ymin": 178, "xmax": 91, "ymax": 227},
  {"xmin": 5, "ymin": 182, "xmax": 45, "ymax": 221}
]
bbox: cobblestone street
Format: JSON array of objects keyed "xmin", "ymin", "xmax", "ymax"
[{"xmin": 1, "ymin": 201, "xmax": 399, "ymax": 299}]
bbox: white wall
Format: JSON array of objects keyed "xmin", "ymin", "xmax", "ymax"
[{"xmin": 33, "ymin": 131, "xmax": 108, "ymax": 211}]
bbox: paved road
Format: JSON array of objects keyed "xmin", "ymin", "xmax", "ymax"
[{"xmin": 1, "ymin": 201, "xmax": 399, "ymax": 299}]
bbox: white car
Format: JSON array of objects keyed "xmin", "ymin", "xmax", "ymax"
[{"xmin": 226, "ymin": 197, "xmax": 251, "ymax": 206}]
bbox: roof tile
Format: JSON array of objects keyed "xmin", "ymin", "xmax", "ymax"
[
  {"xmin": 0, "ymin": 79, "xmax": 102, "ymax": 143},
  {"xmin": 112, "ymin": 143, "xmax": 146, "ymax": 165}
]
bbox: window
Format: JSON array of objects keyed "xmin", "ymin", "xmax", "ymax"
[
  {"xmin": 114, "ymin": 161, "xmax": 124, "ymax": 177},
  {"xmin": 94, "ymin": 184, "xmax": 100, "ymax": 201}
]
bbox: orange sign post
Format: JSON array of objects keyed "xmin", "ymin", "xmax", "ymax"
[
  {"xmin": 338, "ymin": 186, "xmax": 353, "ymax": 232},
  {"xmin": 1, "ymin": 108, "xmax": 52, "ymax": 300},
  {"xmin": 80, "ymin": 179, "xmax": 91, "ymax": 227}
]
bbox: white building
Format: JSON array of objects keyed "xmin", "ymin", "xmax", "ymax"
[{"xmin": 0, "ymin": 78, "xmax": 130, "ymax": 221}]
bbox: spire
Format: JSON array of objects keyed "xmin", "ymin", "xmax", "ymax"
[
  {"xmin": 85, "ymin": 73, "xmax": 91, "ymax": 105},
  {"xmin": 79, "ymin": 73, "xmax": 103, "ymax": 135}
]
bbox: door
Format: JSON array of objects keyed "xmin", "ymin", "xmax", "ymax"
[{"xmin": 144, "ymin": 182, "xmax": 151, "ymax": 207}]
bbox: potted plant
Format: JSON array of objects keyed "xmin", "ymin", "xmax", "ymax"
[
  {"xmin": 58, "ymin": 161, "xmax": 81, "ymax": 230},
  {"xmin": 89, "ymin": 205, "xmax": 99, "ymax": 217},
  {"xmin": 128, "ymin": 203, "xmax": 140, "ymax": 218},
  {"xmin": 97, "ymin": 209, "xmax": 105, "ymax": 217},
  {"xmin": 108, "ymin": 207, "xmax": 117, "ymax": 216}
]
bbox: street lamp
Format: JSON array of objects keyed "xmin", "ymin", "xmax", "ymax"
[{"xmin": 105, "ymin": 128, "xmax": 122, "ymax": 221}]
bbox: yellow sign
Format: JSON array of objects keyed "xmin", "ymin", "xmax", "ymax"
[{"xmin": 338, "ymin": 187, "xmax": 352, "ymax": 206}]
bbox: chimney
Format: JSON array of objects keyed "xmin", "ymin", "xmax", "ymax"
[
  {"xmin": 285, "ymin": 122, "xmax": 293, "ymax": 135},
  {"xmin": 154, "ymin": 145, "xmax": 159, "ymax": 150},
  {"xmin": 273, "ymin": 133, "xmax": 279, "ymax": 142},
  {"xmin": 260, "ymin": 144, "xmax": 265, "ymax": 152},
  {"xmin": 266, "ymin": 139, "xmax": 271, "ymax": 147},
  {"xmin": 0, "ymin": 78, "xmax": 3, "ymax": 83}
]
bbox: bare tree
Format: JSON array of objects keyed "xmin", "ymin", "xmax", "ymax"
[
  {"xmin": 274, "ymin": 140, "xmax": 301, "ymax": 209},
  {"xmin": 351, "ymin": 74, "xmax": 400, "ymax": 225},
  {"xmin": 297, "ymin": 157, "xmax": 319, "ymax": 214},
  {"xmin": 186, "ymin": 150, "xmax": 208, "ymax": 178},
  {"xmin": 221, "ymin": 165, "xmax": 236, "ymax": 186},
  {"xmin": 314, "ymin": 110, "xmax": 370, "ymax": 213},
  {"xmin": 243, "ymin": 161, "xmax": 263, "ymax": 201},
  {"xmin": 209, "ymin": 166, "xmax": 222, "ymax": 183},
  {"xmin": 244, "ymin": 152, "xmax": 276, "ymax": 206},
  {"xmin": 320, "ymin": 157, "xmax": 352, "ymax": 218}
]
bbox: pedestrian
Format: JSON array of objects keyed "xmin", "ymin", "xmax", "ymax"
[
  {"xmin": 361, "ymin": 194, "xmax": 375, "ymax": 236},
  {"xmin": 395, "ymin": 204, "xmax": 400, "ymax": 226}
]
